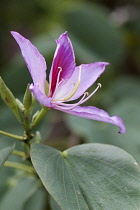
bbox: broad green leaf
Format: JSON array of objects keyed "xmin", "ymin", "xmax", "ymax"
[
  {"xmin": 31, "ymin": 143, "xmax": 140, "ymax": 210},
  {"xmin": 49, "ymin": 196, "xmax": 61, "ymax": 210},
  {"xmin": 0, "ymin": 177, "xmax": 37, "ymax": 210},
  {"xmin": 31, "ymin": 144, "xmax": 89, "ymax": 210},
  {"xmin": 0, "ymin": 144, "xmax": 15, "ymax": 168},
  {"xmin": 24, "ymin": 188, "xmax": 47, "ymax": 210},
  {"xmin": 0, "ymin": 143, "xmax": 16, "ymax": 199}
]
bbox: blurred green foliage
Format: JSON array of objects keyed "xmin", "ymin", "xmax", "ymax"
[{"xmin": 1, "ymin": 0, "xmax": 140, "ymax": 209}]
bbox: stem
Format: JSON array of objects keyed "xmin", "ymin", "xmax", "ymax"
[
  {"xmin": 23, "ymin": 114, "xmax": 31, "ymax": 137},
  {"xmin": 31, "ymin": 107, "xmax": 49, "ymax": 129},
  {"xmin": 0, "ymin": 130, "xmax": 25, "ymax": 141},
  {"xmin": 4, "ymin": 161, "xmax": 35, "ymax": 174},
  {"xmin": 12, "ymin": 150, "xmax": 26, "ymax": 157}
]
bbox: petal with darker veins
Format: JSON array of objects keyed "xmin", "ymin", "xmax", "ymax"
[{"xmin": 49, "ymin": 32, "xmax": 76, "ymax": 97}]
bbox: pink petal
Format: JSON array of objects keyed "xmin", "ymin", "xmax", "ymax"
[
  {"xmin": 54, "ymin": 62, "xmax": 109, "ymax": 101},
  {"xmin": 55, "ymin": 105, "xmax": 126, "ymax": 134},
  {"xmin": 29, "ymin": 84, "xmax": 52, "ymax": 107},
  {"xmin": 11, "ymin": 31, "xmax": 46, "ymax": 93},
  {"xmin": 49, "ymin": 32, "xmax": 76, "ymax": 97}
]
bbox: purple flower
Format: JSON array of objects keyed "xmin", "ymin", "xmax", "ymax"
[{"xmin": 11, "ymin": 31, "xmax": 126, "ymax": 133}]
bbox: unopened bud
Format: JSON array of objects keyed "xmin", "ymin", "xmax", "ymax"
[
  {"xmin": 23, "ymin": 84, "xmax": 32, "ymax": 110},
  {"xmin": 16, "ymin": 99, "xmax": 25, "ymax": 112},
  {"xmin": 0, "ymin": 77, "xmax": 22, "ymax": 123},
  {"xmin": 35, "ymin": 131, "xmax": 41, "ymax": 143}
]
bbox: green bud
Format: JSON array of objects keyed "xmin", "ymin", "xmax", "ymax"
[
  {"xmin": 23, "ymin": 84, "xmax": 32, "ymax": 110},
  {"xmin": 35, "ymin": 131, "xmax": 41, "ymax": 143},
  {"xmin": 32, "ymin": 94, "xmax": 36, "ymax": 105},
  {"xmin": 16, "ymin": 99, "xmax": 25, "ymax": 112},
  {"xmin": 0, "ymin": 77, "xmax": 22, "ymax": 123}
]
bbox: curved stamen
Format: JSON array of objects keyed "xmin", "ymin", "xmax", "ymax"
[
  {"xmin": 54, "ymin": 83, "xmax": 101, "ymax": 110},
  {"xmin": 56, "ymin": 67, "xmax": 62, "ymax": 87},
  {"xmin": 55, "ymin": 92, "xmax": 88, "ymax": 110},
  {"xmin": 53, "ymin": 66, "xmax": 82, "ymax": 102},
  {"xmin": 78, "ymin": 83, "xmax": 102, "ymax": 104}
]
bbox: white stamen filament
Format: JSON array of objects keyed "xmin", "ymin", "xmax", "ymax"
[
  {"xmin": 53, "ymin": 66, "xmax": 82, "ymax": 102},
  {"xmin": 51, "ymin": 67, "xmax": 64, "ymax": 100},
  {"xmin": 56, "ymin": 67, "xmax": 62, "ymax": 88},
  {"xmin": 55, "ymin": 92, "xmax": 88, "ymax": 110},
  {"xmin": 55, "ymin": 83, "xmax": 101, "ymax": 110},
  {"xmin": 78, "ymin": 83, "xmax": 102, "ymax": 104},
  {"xmin": 49, "ymin": 67, "xmax": 62, "ymax": 97}
]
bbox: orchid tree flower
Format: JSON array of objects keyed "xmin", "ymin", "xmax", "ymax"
[{"xmin": 11, "ymin": 31, "xmax": 126, "ymax": 133}]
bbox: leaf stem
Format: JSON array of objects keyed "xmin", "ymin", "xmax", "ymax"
[
  {"xmin": 4, "ymin": 161, "xmax": 35, "ymax": 174},
  {"xmin": 0, "ymin": 130, "xmax": 25, "ymax": 141},
  {"xmin": 12, "ymin": 150, "xmax": 26, "ymax": 157}
]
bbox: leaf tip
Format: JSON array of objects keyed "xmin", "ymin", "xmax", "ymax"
[{"xmin": 61, "ymin": 151, "xmax": 67, "ymax": 158}]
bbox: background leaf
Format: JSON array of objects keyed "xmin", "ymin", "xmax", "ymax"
[
  {"xmin": 0, "ymin": 144, "xmax": 15, "ymax": 168},
  {"xmin": 0, "ymin": 177, "xmax": 38, "ymax": 210},
  {"xmin": 31, "ymin": 143, "xmax": 140, "ymax": 210},
  {"xmin": 49, "ymin": 196, "xmax": 61, "ymax": 210},
  {"xmin": 24, "ymin": 188, "xmax": 47, "ymax": 210},
  {"xmin": 65, "ymin": 3, "xmax": 124, "ymax": 64}
]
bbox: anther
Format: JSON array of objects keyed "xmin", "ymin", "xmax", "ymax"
[
  {"xmin": 55, "ymin": 67, "xmax": 63, "ymax": 87},
  {"xmin": 58, "ymin": 67, "xmax": 62, "ymax": 72},
  {"xmin": 85, "ymin": 92, "xmax": 89, "ymax": 96},
  {"xmin": 97, "ymin": 83, "xmax": 102, "ymax": 88}
]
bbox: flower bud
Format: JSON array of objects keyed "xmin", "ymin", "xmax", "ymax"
[
  {"xmin": 23, "ymin": 84, "xmax": 32, "ymax": 110},
  {"xmin": 16, "ymin": 99, "xmax": 25, "ymax": 112},
  {"xmin": 0, "ymin": 77, "xmax": 22, "ymax": 123},
  {"xmin": 35, "ymin": 131, "xmax": 41, "ymax": 143}
]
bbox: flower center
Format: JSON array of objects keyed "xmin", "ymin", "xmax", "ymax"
[{"xmin": 52, "ymin": 66, "xmax": 82, "ymax": 102}]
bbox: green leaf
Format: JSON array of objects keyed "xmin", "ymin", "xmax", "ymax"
[
  {"xmin": 31, "ymin": 143, "xmax": 140, "ymax": 210},
  {"xmin": 0, "ymin": 177, "xmax": 37, "ymax": 210},
  {"xmin": 24, "ymin": 188, "xmax": 47, "ymax": 210},
  {"xmin": 0, "ymin": 144, "xmax": 15, "ymax": 168},
  {"xmin": 49, "ymin": 196, "xmax": 61, "ymax": 210}
]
